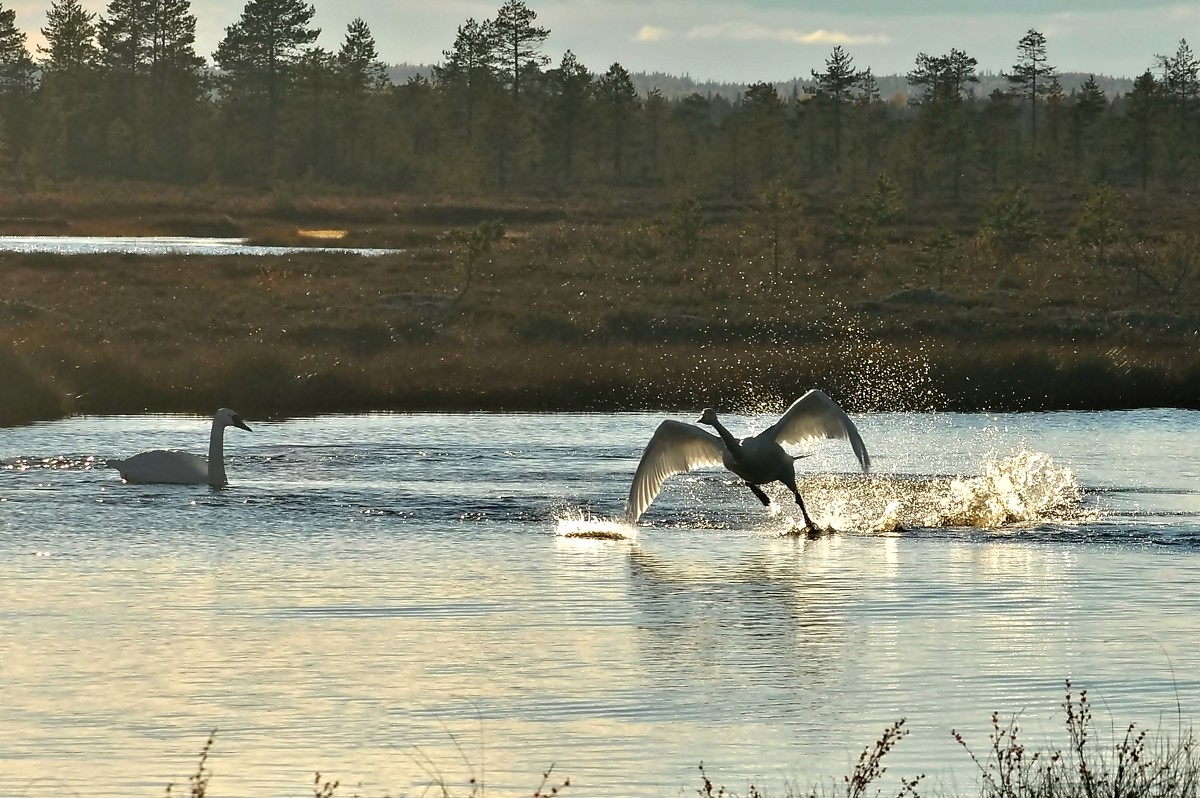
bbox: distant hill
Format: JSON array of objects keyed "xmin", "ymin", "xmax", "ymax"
[
  {"xmin": 625, "ymin": 71, "xmax": 1135, "ymax": 102},
  {"xmin": 385, "ymin": 64, "xmax": 1135, "ymax": 101},
  {"xmin": 385, "ymin": 63, "xmax": 436, "ymax": 84}
]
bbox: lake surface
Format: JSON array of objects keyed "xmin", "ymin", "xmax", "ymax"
[
  {"xmin": 0, "ymin": 235, "xmax": 399, "ymax": 257},
  {"xmin": 2, "ymin": 409, "xmax": 1199, "ymax": 797}
]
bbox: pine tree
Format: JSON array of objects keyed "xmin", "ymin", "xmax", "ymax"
[
  {"xmin": 279, "ymin": 46, "xmax": 337, "ymax": 180},
  {"xmin": 39, "ymin": 0, "xmax": 98, "ymax": 74},
  {"xmin": 643, "ymin": 87, "xmax": 667, "ymax": 181},
  {"xmin": 35, "ymin": 0, "xmax": 101, "ymax": 176},
  {"xmin": 212, "ymin": 0, "xmax": 319, "ymax": 179},
  {"xmin": 544, "ymin": 50, "xmax": 592, "ymax": 184},
  {"xmin": 739, "ymin": 81, "xmax": 785, "ymax": 187},
  {"xmin": 338, "ymin": 17, "xmax": 387, "ymax": 93},
  {"xmin": 1156, "ymin": 39, "xmax": 1200, "ymax": 107},
  {"xmin": 1069, "ymin": 75, "xmax": 1108, "ymax": 183},
  {"xmin": 434, "ymin": 18, "xmax": 498, "ymax": 147},
  {"xmin": 907, "ymin": 49, "xmax": 978, "ymax": 106},
  {"xmin": 96, "ymin": 0, "xmax": 203, "ymax": 174},
  {"xmin": 807, "ymin": 45, "xmax": 863, "ymax": 170},
  {"xmin": 0, "ymin": 3, "xmax": 36, "ymax": 165},
  {"xmin": 146, "ymin": 0, "xmax": 205, "ymax": 178},
  {"xmin": 674, "ymin": 93, "xmax": 710, "ymax": 161},
  {"xmin": 596, "ymin": 62, "xmax": 638, "ymax": 181},
  {"xmin": 1075, "ymin": 75, "xmax": 1106, "ymax": 117},
  {"xmin": 97, "ymin": 0, "xmax": 153, "ymax": 174},
  {"xmin": 853, "ymin": 68, "xmax": 887, "ymax": 183},
  {"xmin": 1154, "ymin": 39, "xmax": 1199, "ymax": 184},
  {"xmin": 906, "ymin": 49, "xmax": 979, "ymax": 196},
  {"xmin": 490, "ymin": 0, "xmax": 548, "ymax": 104},
  {"xmin": 978, "ymin": 88, "xmax": 1018, "ymax": 189},
  {"xmin": 1126, "ymin": 70, "xmax": 1160, "ymax": 190},
  {"xmin": 0, "ymin": 5, "xmax": 32, "ymax": 90},
  {"xmin": 335, "ymin": 18, "xmax": 388, "ymax": 182},
  {"xmin": 1004, "ymin": 29, "xmax": 1058, "ymax": 145}
]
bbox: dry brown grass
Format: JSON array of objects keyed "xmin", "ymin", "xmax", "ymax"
[{"xmin": 2, "ymin": 184, "xmax": 1198, "ymax": 425}]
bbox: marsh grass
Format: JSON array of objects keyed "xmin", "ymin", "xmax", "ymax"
[
  {"xmin": 165, "ymin": 730, "xmax": 214, "ymax": 798},
  {"xmin": 2, "ymin": 186, "xmax": 1198, "ymax": 424},
  {"xmin": 694, "ymin": 682, "xmax": 1199, "ymax": 798},
  {"xmin": 152, "ymin": 684, "xmax": 1196, "ymax": 798},
  {"xmin": 949, "ymin": 680, "xmax": 1200, "ymax": 798}
]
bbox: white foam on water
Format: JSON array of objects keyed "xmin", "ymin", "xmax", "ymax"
[
  {"xmin": 553, "ymin": 509, "xmax": 636, "ymax": 541},
  {"xmin": 934, "ymin": 450, "xmax": 1087, "ymax": 528},
  {"xmin": 761, "ymin": 450, "xmax": 1089, "ymax": 534}
]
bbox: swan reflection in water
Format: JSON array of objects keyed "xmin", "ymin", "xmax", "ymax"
[{"xmin": 623, "ymin": 544, "xmax": 853, "ymax": 716}]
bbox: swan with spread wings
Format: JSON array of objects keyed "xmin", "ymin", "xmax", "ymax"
[{"xmin": 625, "ymin": 390, "xmax": 870, "ymax": 528}]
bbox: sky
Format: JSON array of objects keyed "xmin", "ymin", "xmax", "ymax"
[{"xmin": 9, "ymin": 0, "xmax": 1199, "ymax": 82}]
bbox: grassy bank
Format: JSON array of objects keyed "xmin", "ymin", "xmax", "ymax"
[{"xmin": 2, "ymin": 184, "xmax": 1198, "ymax": 425}]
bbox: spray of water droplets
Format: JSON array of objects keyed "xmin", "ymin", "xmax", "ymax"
[
  {"xmin": 794, "ymin": 449, "xmax": 1091, "ymax": 533},
  {"xmin": 553, "ymin": 509, "xmax": 636, "ymax": 540}
]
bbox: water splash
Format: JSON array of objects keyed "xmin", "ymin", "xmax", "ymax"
[
  {"xmin": 761, "ymin": 496, "xmax": 905, "ymax": 537},
  {"xmin": 775, "ymin": 450, "xmax": 1089, "ymax": 534},
  {"xmin": 553, "ymin": 508, "xmax": 635, "ymax": 541},
  {"xmin": 935, "ymin": 450, "xmax": 1086, "ymax": 528}
]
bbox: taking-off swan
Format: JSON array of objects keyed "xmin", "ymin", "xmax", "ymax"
[
  {"xmin": 108, "ymin": 408, "xmax": 252, "ymax": 487},
  {"xmin": 625, "ymin": 390, "xmax": 870, "ymax": 528}
]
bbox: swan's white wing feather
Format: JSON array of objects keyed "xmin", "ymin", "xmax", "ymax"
[
  {"xmin": 625, "ymin": 421, "xmax": 726, "ymax": 523},
  {"xmin": 764, "ymin": 390, "xmax": 871, "ymax": 472},
  {"xmin": 109, "ymin": 450, "xmax": 210, "ymax": 484}
]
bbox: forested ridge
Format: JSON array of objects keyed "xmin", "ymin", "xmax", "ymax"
[{"xmin": 0, "ymin": 0, "xmax": 1196, "ymax": 198}]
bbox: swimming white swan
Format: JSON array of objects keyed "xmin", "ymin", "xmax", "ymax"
[
  {"xmin": 108, "ymin": 408, "xmax": 252, "ymax": 487},
  {"xmin": 625, "ymin": 390, "xmax": 870, "ymax": 528}
]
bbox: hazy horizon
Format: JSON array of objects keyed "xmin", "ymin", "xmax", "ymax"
[{"xmin": 8, "ymin": 0, "xmax": 1195, "ymax": 82}]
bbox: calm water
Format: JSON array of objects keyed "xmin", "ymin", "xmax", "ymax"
[
  {"xmin": 0, "ymin": 235, "xmax": 398, "ymax": 257},
  {"xmin": 2, "ymin": 409, "xmax": 1199, "ymax": 797}
]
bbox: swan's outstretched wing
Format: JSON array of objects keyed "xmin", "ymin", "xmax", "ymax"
[
  {"xmin": 764, "ymin": 390, "xmax": 871, "ymax": 472},
  {"xmin": 625, "ymin": 421, "xmax": 727, "ymax": 524}
]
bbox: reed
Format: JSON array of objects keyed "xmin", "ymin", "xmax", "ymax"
[
  {"xmin": 157, "ymin": 682, "xmax": 1195, "ymax": 798},
  {"xmin": 703, "ymin": 681, "xmax": 1199, "ymax": 798}
]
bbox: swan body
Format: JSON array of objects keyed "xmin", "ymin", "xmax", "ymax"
[
  {"xmin": 108, "ymin": 408, "xmax": 252, "ymax": 487},
  {"xmin": 625, "ymin": 390, "xmax": 870, "ymax": 528}
]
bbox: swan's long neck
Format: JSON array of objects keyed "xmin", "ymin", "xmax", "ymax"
[
  {"xmin": 207, "ymin": 419, "xmax": 228, "ymax": 487},
  {"xmin": 709, "ymin": 417, "xmax": 743, "ymax": 460}
]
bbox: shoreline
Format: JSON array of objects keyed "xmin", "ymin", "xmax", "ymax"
[{"xmin": 5, "ymin": 339, "xmax": 1198, "ymax": 427}]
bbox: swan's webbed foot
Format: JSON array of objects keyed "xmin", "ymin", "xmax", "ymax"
[
  {"xmin": 783, "ymin": 519, "xmax": 828, "ymax": 538},
  {"xmin": 795, "ymin": 495, "xmax": 825, "ymax": 536}
]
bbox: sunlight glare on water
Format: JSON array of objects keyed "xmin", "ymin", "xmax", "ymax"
[
  {"xmin": 1, "ymin": 409, "xmax": 1199, "ymax": 798},
  {"xmin": 0, "ymin": 235, "xmax": 399, "ymax": 257}
]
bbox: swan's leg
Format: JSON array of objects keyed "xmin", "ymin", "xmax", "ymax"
[
  {"xmin": 782, "ymin": 475, "xmax": 817, "ymax": 529},
  {"xmin": 793, "ymin": 492, "xmax": 817, "ymax": 529},
  {"xmin": 746, "ymin": 483, "xmax": 772, "ymax": 506}
]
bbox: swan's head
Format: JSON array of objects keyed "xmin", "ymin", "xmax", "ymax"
[
  {"xmin": 697, "ymin": 408, "xmax": 719, "ymax": 426},
  {"xmin": 216, "ymin": 408, "xmax": 252, "ymax": 433}
]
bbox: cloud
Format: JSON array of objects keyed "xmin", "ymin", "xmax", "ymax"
[
  {"xmin": 636, "ymin": 25, "xmax": 671, "ymax": 42},
  {"xmin": 683, "ymin": 21, "xmax": 889, "ymax": 46}
]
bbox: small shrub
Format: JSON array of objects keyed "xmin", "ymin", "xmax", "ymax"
[{"xmin": 981, "ymin": 188, "xmax": 1038, "ymax": 254}]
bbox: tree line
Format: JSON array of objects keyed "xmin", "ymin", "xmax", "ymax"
[{"xmin": 0, "ymin": 0, "xmax": 1198, "ymax": 200}]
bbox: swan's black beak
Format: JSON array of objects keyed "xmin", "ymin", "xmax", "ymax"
[{"xmin": 233, "ymin": 415, "xmax": 252, "ymax": 432}]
